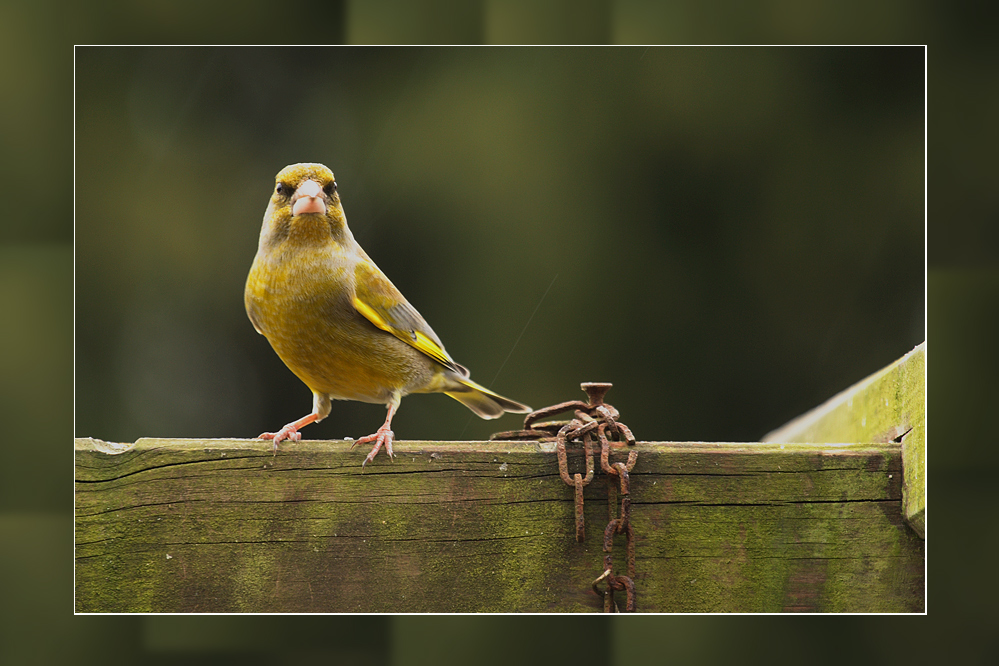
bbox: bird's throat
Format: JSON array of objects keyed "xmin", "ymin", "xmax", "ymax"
[{"xmin": 287, "ymin": 212, "xmax": 347, "ymax": 246}]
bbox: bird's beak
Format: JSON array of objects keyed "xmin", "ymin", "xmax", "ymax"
[{"xmin": 291, "ymin": 180, "xmax": 327, "ymax": 216}]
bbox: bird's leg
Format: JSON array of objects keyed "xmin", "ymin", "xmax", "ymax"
[
  {"xmin": 259, "ymin": 412, "xmax": 320, "ymax": 452},
  {"xmin": 353, "ymin": 402, "xmax": 398, "ymax": 467}
]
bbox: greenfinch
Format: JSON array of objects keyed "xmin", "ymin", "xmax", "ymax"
[{"xmin": 245, "ymin": 163, "xmax": 531, "ymax": 466}]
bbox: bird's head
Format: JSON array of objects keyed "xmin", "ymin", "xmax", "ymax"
[{"xmin": 262, "ymin": 163, "xmax": 347, "ymax": 244}]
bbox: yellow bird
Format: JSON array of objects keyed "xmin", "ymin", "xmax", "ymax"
[{"xmin": 245, "ymin": 163, "xmax": 531, "ymax": 466}]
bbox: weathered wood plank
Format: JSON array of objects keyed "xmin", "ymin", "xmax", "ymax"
[
  {"xmin": 763, "ymin": 342, "xmax": 926, "ymax": 538},
  {"xmin": 75, "ymin": 437, "xmax": 923, "ymax": 613}
]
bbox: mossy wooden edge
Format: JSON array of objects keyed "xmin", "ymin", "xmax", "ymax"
[
  {"xmin": 762, "ymin": 343, "xmax": 926, "ymax": 538},
  {"xmin": 75, "ymin": 438, "xmax": 923, "ymax": 613}
]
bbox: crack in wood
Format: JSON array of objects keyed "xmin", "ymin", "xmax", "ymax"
[{"xmin": 75, "ymin": 437, "xmax": 922, "ymax": 612}]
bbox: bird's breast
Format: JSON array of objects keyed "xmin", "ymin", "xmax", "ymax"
[{"xmin": 245, "ymin": 245, "xmax": 436, "ymax": 403}]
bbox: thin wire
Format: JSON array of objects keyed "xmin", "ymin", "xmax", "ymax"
[
  {"xmin": 458, "ymin": 272, "xmax": 559, "ymax": 439},
  {"xmin": 488, "ymin": 272, "xmax": 558, "ymax": 388}
]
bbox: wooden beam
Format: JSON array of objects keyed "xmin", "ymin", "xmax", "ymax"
[
  {"xmin": 763, "ymin": 342, "xmax": 926, "ymax": 538},
  {"xmin": 75, "ymin": 437, "xmax": 923, "ymax": 613}
]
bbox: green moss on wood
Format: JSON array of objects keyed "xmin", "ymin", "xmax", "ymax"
[
  {"xmin": 763, "ymin": 343, "xmax": 926, "ymax": 538},
  {"xmin": 76, "ymin": 438, "xmax": 923, "ymax": 612}
]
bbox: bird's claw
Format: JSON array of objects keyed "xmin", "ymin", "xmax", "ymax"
[
  {"xmin": 258, "ymin": 426, "xmax": 303, "ymax": 453},
  {"xmin": 354, "ymin": 427, "xmax": 395, "ymax": 468}
]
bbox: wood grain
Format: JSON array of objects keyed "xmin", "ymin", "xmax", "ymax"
[{"xmin": 75, "ymin": 437, "xmax": 924, "ymax": 612}]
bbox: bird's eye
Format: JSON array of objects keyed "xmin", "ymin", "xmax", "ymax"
[
  {"xmin": 276, "ymin": 182, "xmax": 289, "ymax": 196},
  {"xmin": 324, "ymin": 181, "xmax": 337, "ymax": 196}
]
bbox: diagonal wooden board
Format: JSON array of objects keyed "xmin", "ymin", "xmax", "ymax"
[{"xmin": 764, "ymin": 342, "xmax": 926, "ymax": 538}]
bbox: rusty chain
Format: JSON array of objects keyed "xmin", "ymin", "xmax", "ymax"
[{"xmin": 492, "ymin": 382, "xmax": 638, "ymax": 612}]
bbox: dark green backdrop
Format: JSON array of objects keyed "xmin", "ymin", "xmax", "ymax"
[{"xmin": 75, "ymin": 46, "xmax": 924, "ymax": 448}]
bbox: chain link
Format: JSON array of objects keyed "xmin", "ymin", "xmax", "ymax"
[{"xmin": 493, "ymin": 382, "xmax": 638, "ymax": 612}]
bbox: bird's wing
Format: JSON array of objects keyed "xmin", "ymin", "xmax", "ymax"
[{"xmin": 352, "ymin": 260, "xmax": 468, "ymax": 376}]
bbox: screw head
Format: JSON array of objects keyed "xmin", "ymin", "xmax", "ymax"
[{"xmin": 580, "ymin": 382, "xmax": 612, "ymax": 405}]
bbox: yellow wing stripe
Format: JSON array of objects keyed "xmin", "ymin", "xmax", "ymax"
[
  {"xmin": 353, "ymin": 296, "xmax": 454, "ymax": 368},
  {"xmin": 352, "ymin": 296, "xmax": 390, "ymax": 331},
  {"xmin": 413, "ymin": 330, "xmax": 455, "ymax": 366}
]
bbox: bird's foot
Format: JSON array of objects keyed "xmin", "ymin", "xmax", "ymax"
[
  {"xmin": 353, "ymin": 426, "xmax": 395, "ymax": 468},
  {"xmin": 256, "ymin": 413, "xmax": 320, "ymax": 454},
  {"xmin": 258, "ymin": 425, "xmax": 303, "ymax": 453}
]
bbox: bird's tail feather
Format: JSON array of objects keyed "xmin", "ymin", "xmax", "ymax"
[{"xmin": 445, "ymin": 378, "xmax": 531, "ymax": 420}]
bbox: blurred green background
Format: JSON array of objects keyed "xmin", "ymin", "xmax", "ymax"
[
  {"xmin": 74, "ymin": 46, "xmax": 924, "ymax": 446},
  {"xmin": 4, "ymin": 0, "xmax": 997, "ymax": 663}
]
